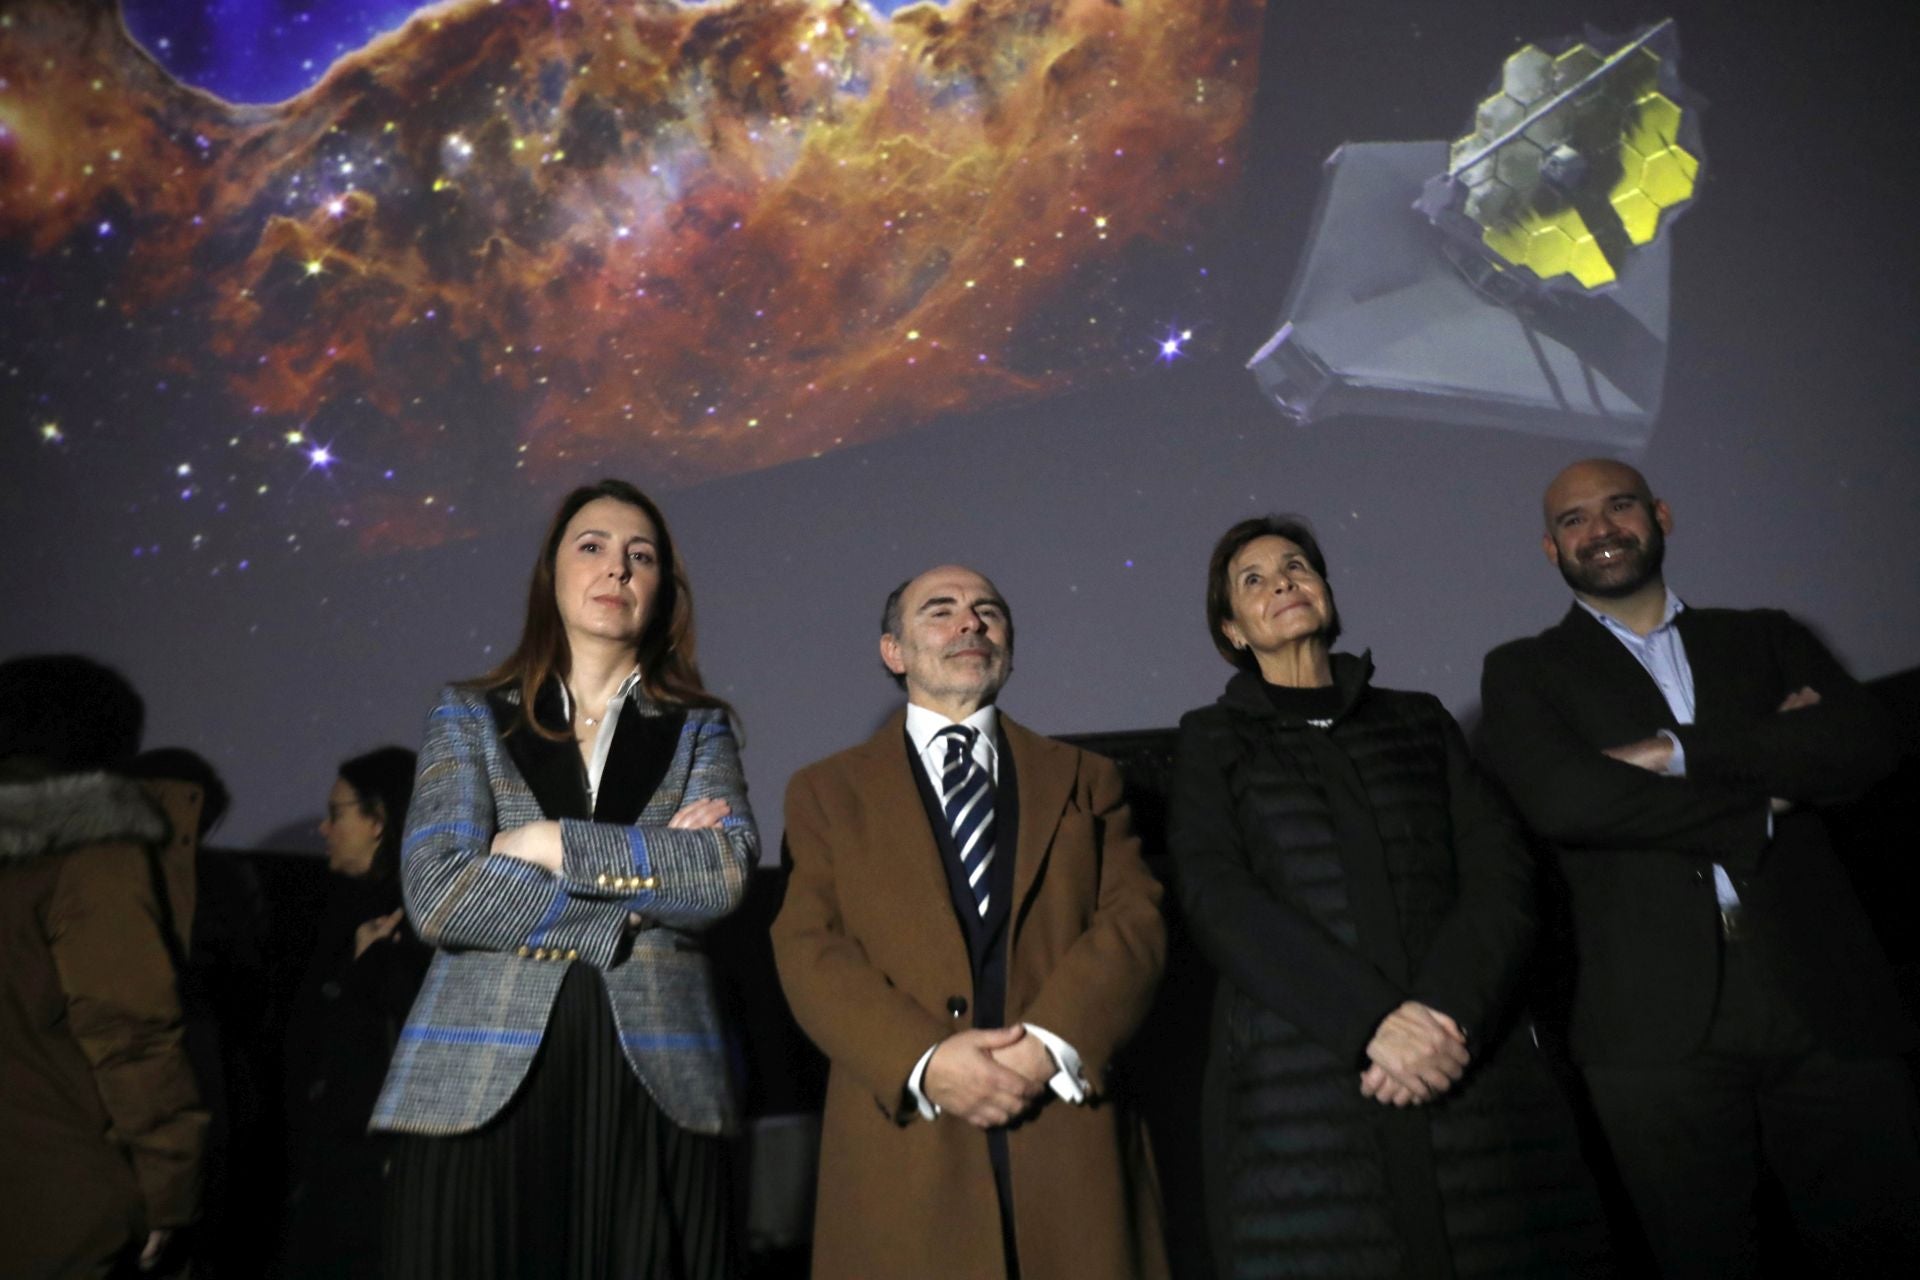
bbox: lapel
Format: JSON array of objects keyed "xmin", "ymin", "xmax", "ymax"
[
  {"xmin": 1671, "ymin": 608, "xmax": 1743, "ymax": 726},
  {"xmin": 1000, "ymin": 714, "xmax": 1075, "ymax": 935},
  {"xmin": 852, "ymin": 711, "xmax": 968, "ymax": 945},
  {"xmin": 1551, "ymin": 605, "xmax": 1679, "ymax": 731},
  {"xmin": 487, "ymin": 682, "xmax": 590, "ymax": 820},
  {"xmin": 595, "ymin": 699, "xmax": 685, "ymax": 825}
]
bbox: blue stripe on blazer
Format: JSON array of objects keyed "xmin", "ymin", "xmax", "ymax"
[{"xmin": 370, "ymin": 682, "xmax": 755, "ymax": 1136}]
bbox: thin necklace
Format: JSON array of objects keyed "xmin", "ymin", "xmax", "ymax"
[{"xmin": 574, "ymin": 665, "xmax": 638, "ymax": 728}]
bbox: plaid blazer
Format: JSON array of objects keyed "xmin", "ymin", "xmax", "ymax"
[{"xmin": 370, "ymin": 681, "xmax": 755, "ymax": 1137}]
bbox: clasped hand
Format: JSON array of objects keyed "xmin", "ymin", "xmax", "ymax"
[
  {"xmin": 353, "ymin": 907, "xmax": 405, "ymax": 959},
  {"xmin": 1359, "ymin": 1001, "xmax": 1468, "ymax": 1107},
  {"xmin": 924, "ymin": 1026, "xmax": 1054, "ymax": 1129}
]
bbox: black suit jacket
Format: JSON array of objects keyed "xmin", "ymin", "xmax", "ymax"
[{"xmin": 1479, "ymin": 604, "xmax": 1912, "ymax": 1065}]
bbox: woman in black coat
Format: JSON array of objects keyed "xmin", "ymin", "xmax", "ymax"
[
  {"xmin": 280, "ymin": 746, "xmax": 430, "ymax": 1278},
  {"xmin": 1169, "ymin": 516, "xmax": 1609, "ymax": 1279}
]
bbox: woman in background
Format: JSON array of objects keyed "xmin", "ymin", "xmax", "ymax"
[
  {"xmin": 281, "ymin": 746, "xmax": 427, "ymax": 1278},
  {"xmin": 1169, "ymin": 515, "xmax": 1608, "ymax": 1279},
  {"xmin": 372, "ymin": 478, "xmax": 755, "ymax": 1279}
]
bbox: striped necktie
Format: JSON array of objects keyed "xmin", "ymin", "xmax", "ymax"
[{"xmin": 937, "ymin": 725, "xmax": 995, "ymax": 917}]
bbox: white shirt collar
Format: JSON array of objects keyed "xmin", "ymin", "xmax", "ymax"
[
  {"xmin": 904, "ymin": 702, "xmax": 999, "ymax": 782},
  {"xmin": 556, "ymin": 665, "xmax": 644, "ymax": 721},
  {"xmin": 558, "ymin": 666, "xmax": 644, "ymax": 806}
]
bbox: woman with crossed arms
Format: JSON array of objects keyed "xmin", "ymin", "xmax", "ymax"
[{"xmin": 371, "ymin": 479, "xmax": 755, "ymax": 1278}]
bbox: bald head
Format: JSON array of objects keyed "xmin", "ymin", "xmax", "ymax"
[
  {"xmin": 879, "ymin": 564, "xmax": 1014, "ymax": 716},
  {"xmin": 1543, "ymin": 458, "xmax": 1655, "ymax": 532}
]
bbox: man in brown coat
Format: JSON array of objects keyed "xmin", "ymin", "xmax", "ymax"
[
  {"xmin": 0, "ymin": 656, "xmax": 207, "ymax": 1278},
  {"xmin": 772, "ymin": 565, "xmax": 1168, "ymax": 1279}
]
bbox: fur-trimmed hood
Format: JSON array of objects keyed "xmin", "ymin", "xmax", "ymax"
[{"xmin": 0, "ymin": 771, "xmax": 168, "ymax": 862}]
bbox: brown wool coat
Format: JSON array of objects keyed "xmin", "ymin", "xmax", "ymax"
[
  {"xmin": 773, "ymin": 711, "xmax": 1170, "ymax": 1280},
  {"xmin": 0, "ymin": 773, "xmax": 207, "ymax": 1279}
]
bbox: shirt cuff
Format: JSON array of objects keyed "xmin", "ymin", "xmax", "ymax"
[
  {"xmin": 906, "ymin": 1043, "xmax": 941, "ymax": 1122},
  {"xmin": 1656, "ymin": 728, "xmax": 1687, "ymax": 777},
  {"xmin": 1022, "ymin": 1023, "xmax": 1089, "ymax": 1104}
]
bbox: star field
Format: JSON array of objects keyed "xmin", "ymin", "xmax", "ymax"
[{"xmin": 2, "ymin": 0, "xmax": 1263, "ymax": 577}]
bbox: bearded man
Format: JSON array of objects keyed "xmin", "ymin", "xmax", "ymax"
[{"xmin": 1477, "ymin": 459, "xmax": 1920, "ymax": 1276}]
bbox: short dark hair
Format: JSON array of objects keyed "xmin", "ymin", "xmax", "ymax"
[
  {"xmin": 126, "ymin": 748, "xmax": 231, "ymax": 838},
  {"xmin": 879, "ymin": 577, "xmax": 913, "ymax": 688},
  {"xmin": 1204, "ymin": 515, "xmax": 1341, "ymax": 671},
  {"xmin": 0, "ymin": 654, "xmax": 145, "ymax": 777},
  {"xmin": 338, "ymin": 746, "xmax": 418, "ymax": 883}
]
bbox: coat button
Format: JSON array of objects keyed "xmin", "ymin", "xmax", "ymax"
[
  {"xmin": 638, "ymin": 876, "xmax": 657, "ymax": 891},
  {"xmin": 517, "ymin": 945, "xmax": 532, "ymax": 958},
  {"xmin": 597, "ymin": 873, "xmax": 611, "ymax": 887},
  {"xmin": 565, "ymin": 949, "xmax": 579, "ymax": 961},
  {"xmin": 947, "ymin": 996, "xmax": 968, "ymax": 1018}
]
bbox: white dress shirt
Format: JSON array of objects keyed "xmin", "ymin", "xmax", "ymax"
[
  {"xmin": 900, "ymin": 701, "xmax": 1090, "ymax": 1120},
  {"xmin": 557, "ymin": 666, "xmax": 643, "ymax": 809}
]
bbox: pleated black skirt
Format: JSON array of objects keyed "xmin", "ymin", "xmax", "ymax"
[{"xmin": 384, "ymin": 963, "xmax": 734, "ymax": 1279}]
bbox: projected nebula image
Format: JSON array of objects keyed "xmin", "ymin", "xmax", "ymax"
[
  {"xmin": 1, "ymin": 0, "xmax": 1266, "ymax": 555},
  {"xmin": 7, "ymin": 0, "xmax": 1915, "ymax": 866}
]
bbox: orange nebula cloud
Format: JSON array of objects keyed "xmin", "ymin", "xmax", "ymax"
[{"xmin": 1, "ymin": 0, "xmax": 1266, "ymax": 547}]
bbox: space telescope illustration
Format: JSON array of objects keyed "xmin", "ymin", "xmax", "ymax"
[{"xmin": 1249, "ymin": 19, "xmax": 1702, "ymax": 448}]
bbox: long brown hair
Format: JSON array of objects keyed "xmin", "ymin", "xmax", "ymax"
[{"xmin": 471, "ymin": 479, "xmax": 729, "ymax": 739}]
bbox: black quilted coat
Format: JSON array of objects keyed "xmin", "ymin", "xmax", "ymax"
[{"xmin": 1170, "ymin": 655, "xmax": 1609, "ymax": 1278}]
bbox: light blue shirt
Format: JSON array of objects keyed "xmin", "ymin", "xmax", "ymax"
[{"xmin": 1577, "ymin": 591, "xmax": 1741, "ymax": 910}]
